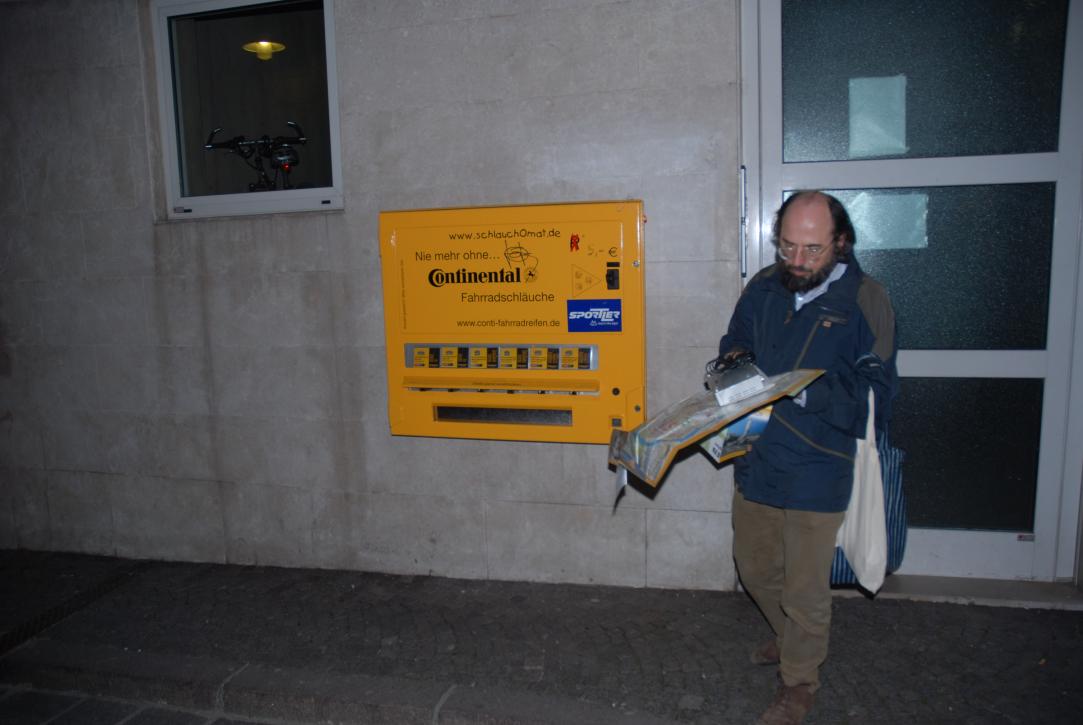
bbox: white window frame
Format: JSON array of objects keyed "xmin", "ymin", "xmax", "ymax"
[{"xmin": 150, "ymin": 0, "xmax": 344, "ymax": 219}]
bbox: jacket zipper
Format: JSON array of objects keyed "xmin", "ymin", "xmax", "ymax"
[
  {"xmin": 792, "ymin": 317, "xmax": 820, "ymax": 370},
  {"xmin": 791, "ymin": 305, "xmax": 847, "ymax": 369}
]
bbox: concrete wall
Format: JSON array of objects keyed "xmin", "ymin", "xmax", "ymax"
[{"xmin": 0, "ymin": 0, "xmax": 743, "ymax": 589}]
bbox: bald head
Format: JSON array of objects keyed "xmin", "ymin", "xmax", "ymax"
[
  {"xmin": 772, "ymin": 191, "xmax": 855, "ymax": 257},
  {"xmin": 772, "ymin": 191, "xmax": 855, "ymax": 293}
]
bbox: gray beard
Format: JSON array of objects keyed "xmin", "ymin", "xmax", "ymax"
[{"xmin": 780, "ymin": 258, "xmax": 839, "ymax": 294}]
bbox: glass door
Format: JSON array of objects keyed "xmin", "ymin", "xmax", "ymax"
[{"xmin": 740, "ymin": 0, "xmax": 1083, "ymax": 579}]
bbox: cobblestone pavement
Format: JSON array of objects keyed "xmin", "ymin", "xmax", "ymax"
[
  {"xmin": 0, "ymin": 687, "xmax": 292, "ymax": 725},
  {"xmin": 1, "ymin": 550, "xmax": 1081, "ymax": 724}
]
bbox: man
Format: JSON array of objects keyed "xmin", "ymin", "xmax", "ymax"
[{"xmin": 717, "ymin": 191, "xmax": 898, "ymax": 724}]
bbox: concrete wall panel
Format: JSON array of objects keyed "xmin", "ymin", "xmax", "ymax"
[
  {"xmin": 210, "ymin": 345, "xmax": 337, "ymax": 420},
  {"xmin": 361, "ymin": 433, "xmax": 488, "ymax": 500},
  {"xmin": 112, "ymin": 476, "xmax": 225, "ymax": 562},
  {"xmin": 639, "ymin": 173, "xmax": 725, "ymax": 265},
  {"xmin": 196, "ymin": 215, "xmax": 332, "ymax": 277},
  {"xmin": 214, "ymin": 416, "xmax": 356, "ymax": 491},
  {"xmin": 323, "ymin": 213, "xmax": 379, "ymax": 274},
  {"xmin": 331, "ymin": 345, "xmax": 385, "ymax": 422},
  {"xmin": 638, "ymin": 1, "xmax": 738, "ymax": 89},
  {"xmin": 38, "ymin": 278, "xmax": 151, "ymax": 346},
  {"xmin": 145, "ymin": 415, "xmax": 219, "ymax": 482},
  {"xmin": 222, "ymin": 481, "xmax": 314, "ymax": 567},
  {"xmin": 147, "ymin": 276, "xmax": 207, "ymax": 348},
  {"xmin": 0, "ymin": 281, "xmax": 45, "ymax": 347},
  {"xmin": 0, "ymin": 213, "xmax": 85, "ymax": 283},
  {"xmin": 0, "ymin": 410, "xmax": 44, "ymax": 470},
  {"xmin": 71, "ymin": 64, "xmax": 146, "ymax": 139},
  {"xmin": 485, "ymin": 500, "xmax": 646, "ymax": 585},
  {"xmin": 313, "ymin": 490, "xmax": 487, "ymax": 578},
  {"xmin": 0, "ymin": 0, "xmax": 141, "ymax": 73},
  {"xmin": 46, "ymin": 470, "xmax": 116, "ymax": 554},
  {"xmin": 203, "ymin": 272, "xmax": 335, "ymax": 348},
  {"xmin": 23, "ymin": 136, "xmax": 139, "ymax": 214},
  {"xmin": 643, "ymin": 344, "xmax": 723, "ymax": 424},
  {"xmin": 84, "ymin": 209, "xmax": 157, "ymax": 279},
  {"xmin": 0, "ymin": 468, "xmax": 50, "ymax": 550},
  {"xmin": 556, "ymin": 442, "xmax": 613, "ymax": 507},
  {"xmin": 92, "ymin": 344, "xmax": 161, "ymax": 415},
  {"xmin": 647, "ymin": 260, "xmax": 733, "ymax": 352},
  {"xmin": 19, "ymin": 345, "xmax": 100, "ymax": 411},
  {"xmin": 0, "ymin": 0, "xmax": 742, "ymax": 591},
  {"xmin": 329, "ymin": 275, "xmax": 386, "ymax": 350},
  {"xmin": 94, "ymin": 344, "xmax": 213, "ymax": 416},
  {"xmin": 338, "ymin": 0, "xmax": 606, "ymax": 36},
  {"xmin": 42, "ymin": 410, "xmax": 151, "ymax": 475},
  {"xmin": 645, "ymin": 508, "xmax": 735, "ymax": 589},
  {"xmin": 614, "ymin": 463, "xmax": 733, "ymax": 516},
  {"xmin": 461, "ymin": 8, "xmax": 642, "ymax": 103},
  {"xmin": 150, "ymin": 222, "xmax": 204, "ymax": 279},
  {"xmin": 6, "ymin": 69, "xmax": 79, "ymax": 147}
]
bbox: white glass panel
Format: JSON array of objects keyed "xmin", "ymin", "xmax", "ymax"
[
  {"xmin": 822, "ymin": 184, "xmax": 1054, "ymax": 351},
  {"xmin": 782, "ymin": 0, "xmax": 1069, "ymax": 162}
]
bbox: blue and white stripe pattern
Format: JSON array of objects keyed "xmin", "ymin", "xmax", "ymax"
[{"xmin": 830, "ymin": 433, "xmax": 907, "ymax": 588}]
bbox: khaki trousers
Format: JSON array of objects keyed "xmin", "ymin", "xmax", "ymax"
[{"xmin": 732, "ymin": 489, "xmax": 844, "ymax": 692}]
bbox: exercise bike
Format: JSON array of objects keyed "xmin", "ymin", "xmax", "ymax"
[{"xmin": 203, "ymin": 121, "xmax": 307, "ymax": 192}]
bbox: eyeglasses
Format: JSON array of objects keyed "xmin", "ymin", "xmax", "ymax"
[{"xmin": 777, "ymin": 240, "xmax": 832, "ymax": 262}]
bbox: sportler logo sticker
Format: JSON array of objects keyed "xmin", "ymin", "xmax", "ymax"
[{"xmin": 567, "ymin": 299, "xmax": 622, "ymax": 332}]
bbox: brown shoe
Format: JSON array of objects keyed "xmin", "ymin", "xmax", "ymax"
[
  {"xmin": 749, "ymin": 639, "xmax": 780, "ymax": 666},
  {"xmin": 755, "ymin": 683, "xmax": 814, "ymax": 725}
]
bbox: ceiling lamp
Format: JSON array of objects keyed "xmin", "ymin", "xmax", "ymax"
[{"xmin": 242, "ymin": 40, "xmax": 285, "ymax": 61}]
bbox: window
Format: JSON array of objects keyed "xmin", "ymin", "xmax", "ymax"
[{"xmin": 151, "ymin": 0, "xmax": 343, "ymax": 218}]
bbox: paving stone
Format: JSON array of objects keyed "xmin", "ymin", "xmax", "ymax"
[
  {"xmin": 49, "ymin": 698, "xmax": 140, "ymax": 725},
  {"xmin": 0, "ymin": 690, "xmax": 82, "ymax": 725},
  {"xmin": 0, "ymin": 552, "xmax": 1080, "ymax": 724},
  {"xmin": 1, "ymin": 639, "xmax": 239, "ymax": 712},
  {"xmin": 123, "ymin": 707, "xmax": 210, "ymax": 725},
  {"xmin": 0, "ymin": 551, "xmax": 138, "ymax": 655}
]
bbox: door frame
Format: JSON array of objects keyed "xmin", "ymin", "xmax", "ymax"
[{"xmin": 738, "ymin": 0, "xmax": 1083, "ymax": 581}]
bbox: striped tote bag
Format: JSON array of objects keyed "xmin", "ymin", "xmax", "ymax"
[{"xmin": 831, "ymin": 431, "xmax": 907, "ymax": 588}]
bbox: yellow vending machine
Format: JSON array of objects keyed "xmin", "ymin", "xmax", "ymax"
[{"xmin": 379, "ymin": 201, "xmax": 646, "ymax": 443}]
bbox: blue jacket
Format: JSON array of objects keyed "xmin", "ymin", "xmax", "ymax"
[{"xmin": 718, "ymin": 258, "xmax": 898, "ymax": 512}]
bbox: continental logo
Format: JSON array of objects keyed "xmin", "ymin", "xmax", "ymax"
[{"xmin": 428, "ymin": 267, "xmax": 522, "ymax": 287}]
